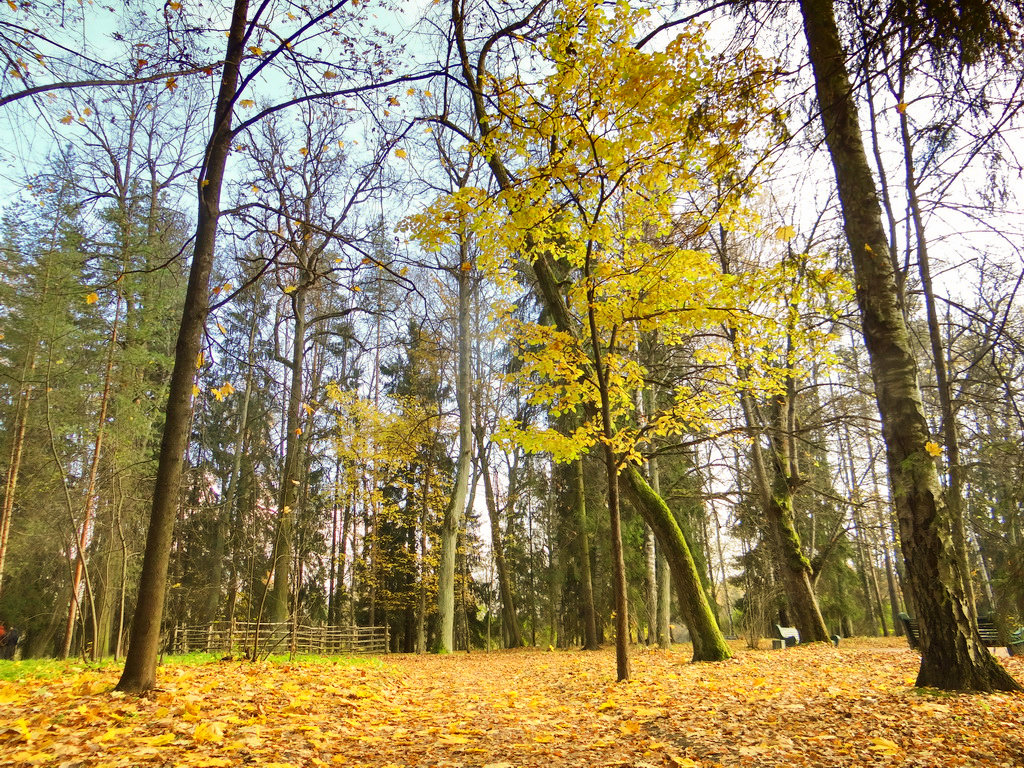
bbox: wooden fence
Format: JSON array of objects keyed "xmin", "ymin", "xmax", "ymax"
[{"xmin": 169, "ymin": 621, "xmax": 389, "ymax": 656}]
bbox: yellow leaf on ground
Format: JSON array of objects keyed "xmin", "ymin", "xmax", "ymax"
[
  {"xmin": 133, "ymin": 732, "xmax": 176, "ymax": 747},
  {"xmin": 870, "ymin": 737, "xmax": 901, "ymax": 754},
  {"xmin": 193, "ymin": 721, "xmax": 225, "ymax": 744}
]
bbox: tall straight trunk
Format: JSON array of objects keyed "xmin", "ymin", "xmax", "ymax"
[
  {"xmin": 898, "ymin": 93, "xmax": 975, "ymax": 614},
  {"xmin": 841, "ymin": 421, "xmax": 880, "ymax": 634},
  {"xmin": 584, "ymin": 258, "xmax": 630, "ymax": 680},
  {"xmin": 438, "ymin": 233, "xmax": 472, "ymax": 653},
  {"xmin": 0, "ymin": 354, "xmax": 34, "ymax": 593},
  {"xmin": 115, "ymin": 0, "xmax": 249, "ymax": 693},
  {"xmin": 205, "ymin": 316, "xmax": 257, "ymax": 623},
  {"xmin": 267, "ymin": 286, "xmax": 307, "ymax": 624},
  {"xmin": 477, "ymin": 435, "xmax": 523, "ymax": 647},
  {"xmin": 417, "ymin": 460, "xmax": 430, "ymax": 653},
  {"xmin": 62, "ymin": 295, "xmax": 121, "ymax": 659},
  {"xmin": 643, "ymin": 392, "xmax": 672, "ymax": 648},
  {"xmin": 644, "ymin": 526, "xmax": 657, "ymax": 644},
  {"xmin": 552, "ymin": 409, "xmax": 599, "ymax": 650},
  {"xmin": 798, "ymin": 0, "xmax": 1020, "ymax": 691}
]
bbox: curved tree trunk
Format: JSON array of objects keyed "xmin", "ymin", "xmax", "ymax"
[
  {"xmin": 798, "ymin": 0, "xmax": 1020, "ymax": 691},
  {"xmin": 622, "ymin": 467, "xmax": 730, "ymax": 662}
]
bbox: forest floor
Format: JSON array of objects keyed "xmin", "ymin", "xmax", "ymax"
[{"xmin": 0, "ymin": 637, "xmax": 1022, "ymax": 767}]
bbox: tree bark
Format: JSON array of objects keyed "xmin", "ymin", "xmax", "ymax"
[
  {"xmin": 115, "ymin": 0, "xmax": 249, "ymax": 693},
  {"xmin": 437, "ymin": 232, "xmax": 472, "ymax": 653},
  {"xmin": 476, "ymin": 432, "xmax": 523, "ymax": 647},
  {"xmin": 621, "ymin": 467, "xmax": 730, "ymax": 662},
  {"xmin": 798, "ymin": 0, "xmax": 1020, "ymax": 691}
]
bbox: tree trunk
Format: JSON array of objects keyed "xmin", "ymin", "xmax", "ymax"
[
  {"xmin": 438, "ymin": 232, "xmax": 473, "ymax": 653},
  {"xmin": 62, "ymin": 296, "xmax": 118, "ymax": 659},
  {"xmin": 0, "ymin": 347, "xmax": 36, "ymax": 594},
  {"xmin": 477, "ymin": 433, "xmax": 523, "ymax": 647},
  {"xmin": 621, "ymin": 467, "xmax": 730, "ymax": 662},
  {"xmin": 798, "ymin": 0, "xmax": 1020, "ymax": 691},
  {"xmin": 267, "ymin": 285, "xmax": 307, "ymax": 624},
  {"xmin": 115, "ymin": 0, "xmax": 249, "ymax": 693}
]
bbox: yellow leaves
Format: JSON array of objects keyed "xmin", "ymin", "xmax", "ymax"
[
  {"xmin": 85, "ymin": 292, "xmax": 99, "ymax": 304},
  {"xmin": 165, "ymin": 77, "xmax": 178, "ymax": 92},
  {"xmin": 896, "ymin": 102, "xmax": 908, "ymax": 114},
  {"xmin": 212, "ymin": 282, "xmax": 233, "ymax": 296},
  {"xmin": 323, "ymin": 69, "xmax": 338, "ymax": 79},
  {"xmin": 283, "ymin": 284, "xmax": 297, "ymax": 294},
  {"xmin": 192, "ymin": 721, "xmax": 225, "ymax": 744},
  {"xmin": 248, "ymin": 46, "xmax": 264, "ymax": 57},
  {"xmin": 394, "ymin": 148, "xmax": 408, "ymax": 159},
  {"xmin": 97, "ymin": 726, "xmax": 133, "ymax": 742},
  {"xmin": 133, "ymin": 732, "xmax": 176, "ymax": 747},
  {"xmin": 211, "ymin": 382, "xmax": 235, "ymax": 401},
  {"xmin": 869, "ymin": 736, "xmax": 901, "ymax": 755},
  {"xmin": 7, "ymin": 0, "xmax": 18, "ymax": 10},
  {"xmin": 774, "ymin": 224, "xmax": 796, "ymax": 241},
  {"xmin": 924, "ymin": 441, "xmax": 943, "ymax": 457},
  {"xmin": 196, "ymin": 351, "xmax": 205, "ymax": 369},
  {"xmin": 168, "ymin": 1, "xmax": 182, "ymax": 10},
  {"xmin": 299, "ymin": 147, "xmax": 309, "ymax": 156},
  {"xmin": 239, "ymin": 99, "xmax": 256, "ymax": 109},
  {"xmin": 6, "ymin": 751, "xmax": 51, "ymax": 765},
  {"xmin": 387, "ymin": 95, "xmax": 400, "ymax": 106}
]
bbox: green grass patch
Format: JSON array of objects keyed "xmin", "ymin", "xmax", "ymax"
[
  {"xmin": 0, "ymin": 651, "xmax": 383, "ymax": 682},
  {"xmin": 0, "ymin": 657, "xmax": 121, "ymax": 682}
]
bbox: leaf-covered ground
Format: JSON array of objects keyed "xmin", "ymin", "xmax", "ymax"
[{"xmin": 1, "ymin": 638, "xmax": 1022, "ymax": 767}]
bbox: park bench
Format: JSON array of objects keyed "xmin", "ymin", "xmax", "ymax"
[
  {"xmin": 899, "ymin": 612, "xmax": 1023, "ymax": 656},
  {"xmin": 771, "ymin": 624, "xmax": 841, "ymax": 649},
  {"xmin": 772, "ymin": 625, "xmax": 800, "ymax": 649}
]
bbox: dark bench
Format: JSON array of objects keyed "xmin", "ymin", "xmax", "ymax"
[{"xmin": 899, "ymin": 612, "xmax": 1023, "ymax": 656}]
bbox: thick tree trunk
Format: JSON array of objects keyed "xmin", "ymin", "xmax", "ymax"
[
  {"xmin": 115, "ymin": 0, "xmax": 249, "ymax": 693},
  {"xmin": 622, "ymin": 467, "xmax": 730, "ymax": 662},
  {"xmin": 798, "ymin": 0, "xmax": 1020, "ymax": 691}
]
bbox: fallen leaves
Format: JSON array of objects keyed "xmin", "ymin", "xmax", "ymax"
[{"xmin": 0, "ymin": 640, "xmax": 1020, "ymax": 767}]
